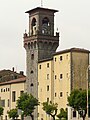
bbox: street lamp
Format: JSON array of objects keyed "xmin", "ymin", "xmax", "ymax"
[{"xmin": 86, "ymin": 65, "xmax": 90, "ymax": 120}]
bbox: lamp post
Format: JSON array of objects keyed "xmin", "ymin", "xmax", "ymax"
[{"xmin": 86, "ymin": 65, "xmax": 90, "ymax": 120}]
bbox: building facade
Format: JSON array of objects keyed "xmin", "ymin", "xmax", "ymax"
[
  {"xmin": 23, "ymin": 6, "xmax": 90, "ymax": 120},
  {"xmin": 23, "ymin": 7, "xmax": 59, "ymax": 119},
  {"xmin": 0, "ymin": 69, "xmax": 26, "ymax": 120},
  {"xmin": 38, "ymin": 48, "xmax": 89, "ymax": 120}
]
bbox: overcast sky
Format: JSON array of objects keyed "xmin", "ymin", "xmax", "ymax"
[{"xmin": 0, "ymin": 0, "xmax": 90, "ymax": 74}]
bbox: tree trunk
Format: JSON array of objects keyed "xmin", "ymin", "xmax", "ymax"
[
  {"xmin": 82, "ymin": 116, "xmax": 85, "ymax": 120},
  {"xmin": 30, "ymin": 114, "xmax": 34, "ymax": 120},
  {"xmin": 51, "ymin": 115, "xmax": 55, "ymax": 120}
]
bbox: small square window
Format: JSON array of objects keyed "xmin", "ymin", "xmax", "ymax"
[
  {"xmin": 1, "ymin": 89, "xmax": 3, "ymax": 92},
  {"xmin": 55, "ymin": 58, "xmax": 56, "ymax": 62},
  {"xmin": 47, "ymin": 98, "xmax": 49, "ymax": 102},
  {"xmin": 60, "ymin": 92, "xmax": 63, "ymax": 97},
  {"xmin": 8, "ymin": 88, "xmax": 10, "ymax": 91},
  {"xmin": 47, "ymin": 63, "xmax": 49, "ymax": 68},
  {"xmin": 47, "ymin": 74, "xmax": 49, "ymax": 80},
  {"xmin": 39, "ymin": 65, "xmax": 41, "ymax": 69},
  {"xmin": 55, "ymin": 75, "xmax": 57, "ymax": 79},
  {"xmin": 60, "ymin": 56, "xmax": 62, "ymax": 61},
  {"xmin": 60, "ymin": 74, "xmax": 63, "ymax": 79}
]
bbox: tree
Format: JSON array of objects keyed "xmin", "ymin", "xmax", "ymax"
[
  {"xmin": 57, "ymin": 108, "xmax": 67, "ymax": 120},
  {"xmin": 16, "ymin": 93, "xmax": 39, "ymax": 120},
  {"xmin": 7, "ymin": 108, "xmax": 18, "ymax": 120},
  {"xmin": 42, "ymin": 101, "xmax": 58, "ymax": 120},
  {"xmin": 68, "ymin": 89, "xmax": 90, "ymax": 120},
  {"xmin": 0, "ymin": 106, "xmax": 4, "ymax": 116}
]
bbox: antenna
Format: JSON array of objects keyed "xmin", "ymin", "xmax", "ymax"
[{"xmin": 41, "ymin": 0, "xmax": 43, "ymax": 7}]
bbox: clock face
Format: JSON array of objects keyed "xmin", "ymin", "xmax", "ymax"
[{"xmin": 42, "ymin": 23, "xmax": 51, "ymax": 35}]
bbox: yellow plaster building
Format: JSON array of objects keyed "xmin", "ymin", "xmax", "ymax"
[
  {"xmin": 38, "ymin": 48, "xmax": 89, "ymax": 120},
  {"xmin": 0, "ymin": 77, "xmax": 26, "ymax": 120}
]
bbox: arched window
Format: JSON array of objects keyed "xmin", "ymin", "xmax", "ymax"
[
  {"xmin": 42, "ymin": 17, "xmax": 49, "ymax": 25},
  {"xmin": 31, "ymin": 18, "xmax": 37, "ymax": 35},
  {"xmin": 42, "ymin": 17, "xmax": 50, "ymax": 34}
]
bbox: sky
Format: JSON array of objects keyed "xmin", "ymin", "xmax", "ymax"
[{"xmin": 0, "ymin": 0, "xmax": 90, "ymax": 74}]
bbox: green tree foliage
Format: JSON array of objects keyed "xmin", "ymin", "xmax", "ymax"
[
  {"xmin": 7, "ymin": 108, "xmax": 18, "ymax": 120},
  {"xmin": 0, "ymin": 106, "xmax": 4, "ymax": 116},
  {"xmin": 68, "ymin": 89, "xmax": 90, "ymax": 120},
  {"xmin": 42, "ymin": 101, "xmax": 58, "ymax": 120},
  {"xmin": 16, "ymin": 93, "xmax": 39, "ymax": 120},
  {"xmin": 57, "ymin": 108, "xmax": 67, "ymax": 120}
]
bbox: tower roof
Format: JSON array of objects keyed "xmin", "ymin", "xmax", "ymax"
[{"xmin": 25, "ymin": 7, "xmax": 58, "ymax": 14}]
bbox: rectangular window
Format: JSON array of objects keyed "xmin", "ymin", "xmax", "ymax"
[
  {"xmin": 1, "ymin": 88, "xmax": 3, "ymax": 92},
  {"xmin": 60, "ymin": 74, "xmax": 63, "ymax": 79},
  {"xmin": 73, "ymin": 111, "xmax": 76, "ymax": 117},
  {"xmin": 55, "ymin": 75, "xmax": 57, "ymax": 79},
  {"xmin": 47, "ymin": 63, "xmax": 49, "ymax": 68},
  {"xmin": 55, "ymin": 57, "xmax": 56, "ymax": 62},
  {"xmin": 60, "ymin": 92, "xmax": 63, "ymax": 97},
  {"xmin": 39, "ymin": 65, "xmax": 41, "ymax": 69},
  {"xmin": 7, "ymin": 99, "xmax": 9, "ymax": 107},
  {"xmin": 47, "ymin": 74, "xmax": 49, "ymax": 80},
  {"xmin": 60, "ymin": 56, "xmax": 62, "ymax": 61},
  {"xmin": 55, "ymin": 93, "xmax": 57, "ymax": 97},
  {"xmin": 47, "ymin": 98, "xmax": 49, "ymax": 102},
  {"xmin": 1, "ymin": 100, "xmax": 5, "ymax": 107},
  {"xmin": 20, "ymin": 91, "xmax": 24, "ymax": 96},
  {"xmin": 47, "ymin": 85, "xmax": 49, "ymax": 91},
  {"xmin": 12, "ymin": 91, "xmax": 16, "ymax": 102}
]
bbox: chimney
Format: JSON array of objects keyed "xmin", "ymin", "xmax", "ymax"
[
  {"xmin": 12, "ymin": 67, "xmax": 14, "ymax": 72},
  {"xmin": 20, "ymin": 71, "xmax": 24, "ymax": 75}
]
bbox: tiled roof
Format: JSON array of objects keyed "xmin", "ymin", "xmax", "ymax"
[{"xmin": 0, "ymin": 77, "xmax": 26, "ymax": 86}]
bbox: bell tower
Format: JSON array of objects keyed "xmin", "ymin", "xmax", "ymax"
[{"xmin": 24, "ymin": 7, "xmax": 59, "ymax": 119}]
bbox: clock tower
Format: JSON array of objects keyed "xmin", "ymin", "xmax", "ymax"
[{"xmin": 23, "ymin": 7, "xmax": 59, "ymax": 119}]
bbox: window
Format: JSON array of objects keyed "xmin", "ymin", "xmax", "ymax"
[
  {"xmin": 47, "ymin": 98, "xmax": 49, "ymax": 102},
  {"xmin": 1, "ymin": 89, "xmax": 3, "ymax": 92},
  {"xmin": 47, "ymin": 63, "xmax": 49, "ymax": 68},
  {"xmin": 8, "ymin": 88, "xmax": 10, "ymax": 91},
  {"xmin": 5, "ymin": 116, "xmax": 7, "ymax": 120},
  {"xmin": 31, "ymin": 54, "xmax": 34, "ymax": 60},
  {"xmin": 60, "ymin": 56, "xmax": 62, "ymax": 61},
  {"xmin": 12, "ymin": 91, "xmax": 16, "ymax": 102},
  {"xmin": 6, "ymin": 88, "xmax": 7, "ymax": 92},
  {"xmin": 4, "ymin": 89, "xmax": 5, "ymax": 92},
  {"xmin": 47, "ymin": 85, "xmax": 49, "ymax": 91},
  {"xmin": 31, "ymin": 70, "xmax": 34, "ymax": 74},
  {"xmin": 55, "ymin": 93, "xmax": 57, "ymax": 97},
  {"xmin": 1, "ymin": 100, "xmax": 5, "ymax": 107},
  {"xmin": 55, "ymin": 75, "xmax": 57, "ymax": 79},
  {"xmin": 39, "ymin": 65, "xmax": 41, "ymax": 69},
  {"xmin": 31, "ymin": 83, "xmax": 34, "ymax": 87},
  {"xmin": 55, "ymin": 57, "xmax": 56, "ymax": 62},
  {"xmin": 7, "ymin": 99, "xmax": 9, "ymax": 107},
  {"xmin": 60, "ymin": 74, "xmax": 63, "ymax": 79},
  {"xmin": 47, "ymin": 74, "xmax": 49, "ymax": 80},
  {"xmin": 73, "ymin": 111, "xmax": 76, "ymax": 117},
  {"xmin": 60, "ymin": 92, "xmax": 63, "ymax": 97},
  {"xmin": 20, "ymin": 91, "xmax": 24, "ymax": 96}
]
